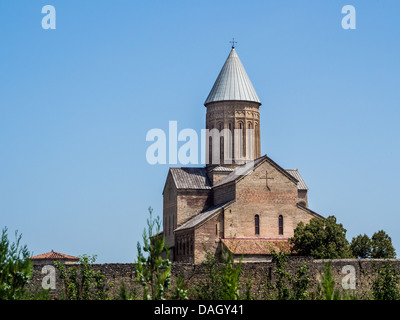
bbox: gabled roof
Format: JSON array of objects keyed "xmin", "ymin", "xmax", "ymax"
[
  {"xmin": 212, "ymin": 157, "xmax": 265, "ymax": 188},
  {"xmin": 169, "ymin": 167, "xmax": 212, "ymax": 190},
  {"xmin": 205, "ymin": 48, "xmax": 261, "ymax": 105},
  {"xmin": 213, "ymin": 155, "xmax": 299, "ymax": 188},
  {"xmin": 296, "ymin": 203, "xmax": 325, "ymax": 219},
  {"xmin": 286, "ymin": 169, "xmax": 308, "ymax": 191},
  {"xmin": 31, "ymin": 250, "xmax": 79, "ymax": 260},
  {"xmin": 175, "ymin": 201, "xmax": 234, "ymax": 232},
  {"xmin": 222, "ymin": 238, "xmax": 291, "ymax": 255}
]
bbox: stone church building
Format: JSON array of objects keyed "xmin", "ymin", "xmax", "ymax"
[{"xmin": 162, "ymin": 46, "xmax": 324, "ymax": 264}]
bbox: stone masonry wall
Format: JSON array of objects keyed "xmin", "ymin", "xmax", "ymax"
[{"xmin": 27, "ymin": 258, "xmax": 400, "ymax": 299}]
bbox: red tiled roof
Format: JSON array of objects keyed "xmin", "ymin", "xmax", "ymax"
[
  {"xmin": 30, "ymin": 250, "xmax": 79, "ymax": 260},
  {"xmin": 222, "ymin": 238, "xmax": 291, "ymax": 255}
]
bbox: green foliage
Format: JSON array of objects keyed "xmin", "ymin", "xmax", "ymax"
[
  {"xmin": 313, "ymin": 261, "xmax": 359, "ymax": 300},
  {"xmin": 0, "ymin": 227, "xmax": 33, "ymax": 300},
  {"xmin": 371, "ymin": 262, "xmax": 400, "ymax": 300},
  {"xmin": 371, "ymin": 230, "xmax": 396, "ymax": 259},
  {"xmin": 54, "ymin": 254, "xmax": 111, "ymax": 300},
  {"xmin": 117, "ymin": 280, "xmax": 137, "ymax": 300},
  {"xmin": 190, "ymin": 246, "xmax": 243, "ymax": 300},
  {"xmin": 289, "ymin": 216, "xmax": 352, "ymax": 259},
  {"xmin": 260, "ymin": 275, "xmax": 274, "ymax": 300},
  {"xmin": 135, "ymin": 207, "xmax": 171, "ymax": 300},
  {"xmin": 269, "ymin": 246, "xmax": 310, "ymax": 300},
  {"xmin": 171, "ymin": 273, "xmax": 188, "ymax": 300},
  {"xmin": 350, "ymin": 231, "xmax": 396, "ymax": 259},
  {"xmin": 28, "ymin": 287, "xmax": 51, "ymax": 300},
  {"xmin": 290, "ymin": 263, "xmax": 310, "ymax": 300},
  {"xmin": 242, "ymin": 275, "xmax": 254, "ymax": 300},
  {"xmin": 319, "ymin": 262, "xmax": 341, "ymax": 300},
  {"xmin": 190, "ymin": 248, "xmax": 223, "ymax": 300},
  {"xmin": 220, "ymin": 246, "xmax": 242, "ymax": 300},
  {"xmin": 270, "ymin": 247, "xmax": 290, "ymax": 300},
  {"xmin": 350, "ymin": 234, "xmax": 372, "ymax": 258}
]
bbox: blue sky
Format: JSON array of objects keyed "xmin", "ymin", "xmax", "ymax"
[{"xmin": 0, "ymin": 1, "xmax": 399, "ymax": 262}]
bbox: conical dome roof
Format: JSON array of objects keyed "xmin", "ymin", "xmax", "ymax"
[{"xmin": 205, "ymin": 48, "xmax": 261, "ymax": 105}]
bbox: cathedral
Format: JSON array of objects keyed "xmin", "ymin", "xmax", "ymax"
[{"xmin": 162, "ymin": 46, "xmax": 324, "ymax": 264}]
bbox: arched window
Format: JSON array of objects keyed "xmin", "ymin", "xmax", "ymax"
[
  {"xmin": 279, "ymin": 215, "xmax": 284, "ymax": 235},
  {"xmin": 255, "ymin": 214, "xmax": 260, "ymax": 235},
  {"xmin": 218, "ymin": 122, "xmax": 224, "ymax": 164},
  {"xmin": 239, "ymin": 122, "xmax": 245, "ymax": 157},
  {"xmin": 228, "ymin": 123, "xmax": 233, "ymax": 158},
  {"xmin": 255, "ymin": 122, "xmax": 259, "ymax": 157}
]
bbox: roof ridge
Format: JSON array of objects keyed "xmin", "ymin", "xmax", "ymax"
[
  {"xmin": 296, "ymin": 203, "xmax": 325, "ymax": 219},
  {"xmin": 213, "ymin": 154, "xmax": 299, "ymax": 188},
  {"xmin": 31, "ymin": 250, "xmax": 79, "ymax": 260},
  {"xmin": 174, "ymin": 200, "xmax": 234, "ymax": 232}
]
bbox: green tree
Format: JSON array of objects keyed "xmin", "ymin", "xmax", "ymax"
[
  {"xmin": 289, "ymin": 216, "xmax": 352, "ymax": 259},
  {"xmin": 55, "ymin": 254, "xmax": 111, "ymax": 300},
  {"xmin": 350, "ymin": 234, "xmax": 372, "ymax": 258},
  {"xmin": 135, "ymin": 207, "xmax": 171, "ymax": 300},
  {"xmin": 0, "ymin": 227, "xmax": 33, "ymax": 300},
  {"xmin": 371, "ymin": 230, "xmax": 396, "ymax": 259}
]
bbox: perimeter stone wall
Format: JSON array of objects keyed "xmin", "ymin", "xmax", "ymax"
[{"xmin": 27, "ymin": 258, "xmax": 400, "ymax": 299}]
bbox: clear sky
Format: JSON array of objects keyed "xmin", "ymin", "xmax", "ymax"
[{"xmin": 0, "ymin": 1, "xmax": 399, "ymax": 263}]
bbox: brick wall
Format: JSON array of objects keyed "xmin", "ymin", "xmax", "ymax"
[
  {"xmin": 213, "ymin": 183, "xmax": 235, "ymax": 205},
  {"xmin": 223, "ymin": 160, "xmax": 314, "ymax": 239},
  {"xmin": 177, "ymin": 190, "xmax": 212, "ymax": 225},
  {"xmin": 194, "ymin": 212, "xmax": 225, "ymax": 264}
]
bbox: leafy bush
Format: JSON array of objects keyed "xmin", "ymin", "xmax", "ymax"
[
  {"xmin": 190, "ymin": 245, "xmax": 243, "ymax": 300},
  {"xmin": 117, "ymin": 280, "xmax": 137, "ymax": 300},
  {"xmin": 318, "ymin": 262, "xmax": 341, "ymax": 300},
  {"xmin": 171, "ymin": 273, "xmax": 188, "ymax": 300},
  {"xmin": 54, "ymin": 254, "xmax": 111, "ymax": 300},
  {"xmin": 372, "ymin": 262, "xmax": 400, "ymax": 300},
  {"xmin": 220, "ymin": 246, "xmax": 242, "ymax": 300},
  {"xmin": 270, "ymin": 246, "xmax": 310, "ymax": 300}
]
